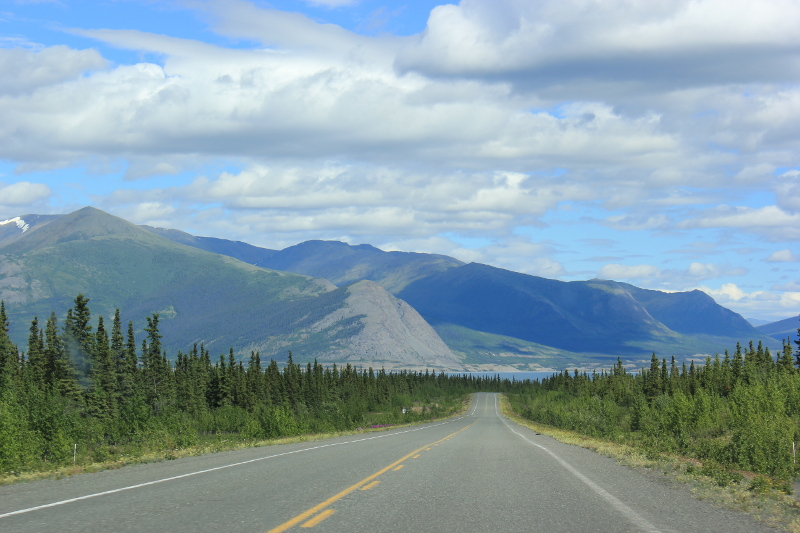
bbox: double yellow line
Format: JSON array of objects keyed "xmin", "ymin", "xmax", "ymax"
[{"xmin": 267, "ymin": 419, "xmax": 479, "ymax": 532}]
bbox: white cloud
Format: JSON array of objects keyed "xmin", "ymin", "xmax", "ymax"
[
  {"xmin": 396, "ymin": 0, "xmax": 800, "ymax": 92},
  {"xmin": 603, "ymin": 214, "xmax": 669, "ymax": 231},
  {"xmin": 597, "ymin": 261, "xmax": 747, "ymax": 290},
  {"xmin": 679, "ymin": 205, "xmax": 800, "ymax": 240},
  {"xmin": 2, "ymin": 0, "xmax": 800, "ymax": 311},
  {"xmin": 699, "ymin": 283, "xmax": 800, "ymax": 320},
  {"xmin": 766, "ymin": 249, "xmax": 799, "ymax": 262},
  {"xmin": 0, "ymin": 181, "xmax": 51, "ymax": 205},
  {"xmin": 0, "ymin": 45, "xmax": 105, "ymax": 96},
  {"xmin": 598, "ymin": 264, "xmax": 660, "ymax": 280},
  {"xmin": 775, "ymin": 170, "xmax": 800, "ymax": 213}
]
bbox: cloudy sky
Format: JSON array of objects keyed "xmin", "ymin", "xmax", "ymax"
[{"xmin": 1, "ymin": 0, "xmax": 799, "ymax": 321}]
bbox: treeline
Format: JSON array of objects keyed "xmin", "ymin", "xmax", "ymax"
[
  {"xmin": 0, "ymin": 295, "xmax": 500, "ymax": 475},
  {"xmin": 507, "ymin": 335, "xmax": 800, "ymax": 485}
]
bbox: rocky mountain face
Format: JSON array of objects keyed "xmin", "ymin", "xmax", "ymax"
[
  {"xmin": 0, "ymin": 207, "xmax": 461, "ymax": 370},
  {"xmin": 244, "ymin": 280, "xmax": 461, "ymax": 370}
]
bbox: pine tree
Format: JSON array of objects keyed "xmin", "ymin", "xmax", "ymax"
[
  {"xmin": 732, "ymin": 342, "xmax": 743, "ymax": 382},
  {"xmin": 89, "ymin": 315, "xmax": 116, "ymax": 417},
  {"xmin": 645, "ymin": 353, "xmax": 661, "ymax": 398},
  {"xmin": 44, "ymin": 312, "xmax": 81, "ymax": 403},
  {"xmin": 778, "ymin": 338, "xmax": 794, "ymax": 373},
  {"xmin": 141, "ymin": 314, "xmax": 170, "ymax": 414},
  {"xmin": 63, "ymin": 295, "xmax": 94, "ymax": 388},
  {"xmin": 0, "ymin": 301, "xmax": 19, "ymax": 391},
  {"xmin": 25, "ymin": 317, "xmax": 45, "ymax": 387}
]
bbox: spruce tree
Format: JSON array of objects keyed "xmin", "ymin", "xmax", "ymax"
[
  {"xmin": 89, "ymin": 315, "xmax": 116, "ymax": 417},
  {"xmin": 0, "ymin": 302, "xmax": 19, "ymax": 391},
  {"xmin": 25, "ymin": 317, "xmax": 45, "ymax": 387}
]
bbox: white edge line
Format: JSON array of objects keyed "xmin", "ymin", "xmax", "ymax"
[
  {"xmin": 495, "ymin": 394, "xmax": 662, "ymax": 533},
  {"xmin": 0, "ymin": 414, "xmax": 472, "ymax": 520}
]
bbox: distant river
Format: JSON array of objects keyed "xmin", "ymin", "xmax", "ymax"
[{"xmin": 449, "ymin": 371, "xmax": 558, "ymax": 382}]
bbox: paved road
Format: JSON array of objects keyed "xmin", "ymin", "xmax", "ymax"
[{"xmin": 0, "ymin": 393, "xmax": 774, "ymax": 532}]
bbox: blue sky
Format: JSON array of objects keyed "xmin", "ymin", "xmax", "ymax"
[{"xmin": 1, "ymin": 0, "xmax": 799, "ymax": 321}]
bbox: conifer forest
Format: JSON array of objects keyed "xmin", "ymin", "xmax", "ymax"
[
  {"xmin": 1, "ymin": 294, "xmax": 799, "ymax": 489},
  {"xmin": 0, "ymin": 295, "xmax": 500, "ymax": 476},
  {"xmin": 507, "ymin": 337, "xmax": 800, "ymax": 487}
]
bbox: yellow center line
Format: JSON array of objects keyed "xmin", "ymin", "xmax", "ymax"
[
  {"xmin": 300, "ymin": 509, "xmax": 335, "ymax": 528},
  {"xmin": 266, "ymin": 420, "xmax": 478, "ymax": 533},
  {"xmin": 393, "ymin": 465, "xmax": 404, "ymax": 471},
  {"xmin": 412, "ymin": 454, "xmax": 420, "ymax": 459},
  {"xmin": 360, "ymin": 480, "xmax": 380, "ymax": 491}
]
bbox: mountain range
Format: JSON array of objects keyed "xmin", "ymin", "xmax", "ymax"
[{"xmin": 0, "ymin": 207, "xmax": 785, "ymax": 371}]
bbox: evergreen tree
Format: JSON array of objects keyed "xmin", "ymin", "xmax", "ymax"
[
  {"xmin": 25, "ymin": 316, "xmax": 45, "ymax": 387},
  {"xmin": 141, "ymin": 314, "xmax": 171, "ymax": 414},
  {"xmin": 89, "ymin": 315, "xmax": 116, "ymax": 417},
  {"xmin": 0, "ymin": 301, "xmax": 20, "ymax": 391},
  {"xmin": 44, "ymin": 312, "xmax": 81, "ymax": 403}
]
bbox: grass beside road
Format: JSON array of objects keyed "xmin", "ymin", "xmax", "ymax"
[
  {"xmin": 0, "ymin": 396, "xmax": 472, "ymax": 488},
  {"xmin": 499, "ymin": 394, "xmax": 800, "ymax": 532}
]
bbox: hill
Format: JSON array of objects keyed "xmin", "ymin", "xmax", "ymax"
[
  {"xmin": 148, "ymin": 225, "xmax": 777, "ymax": 367},
  {"xmin": 396, "ymin": 263, "xmax": 776, "ymax": 361},
  {"xmin": 757, "ymin": 315, "xmax": 800, "ymax": 342},
  {"xmin": 143, "ymin": 225, "xmax": 278, "ymax": 265},
  {"xmin": 0, "ymin": 214, "xmax": 60, "ymax": 247},
  {"xmin": 0, "ymin": 207, "xmax": 461, "ymax": 370},
  {"xmin": 254, "ymin": 240, "xmax": 464, "ymax": 293},
  {"xmin": 4, "ymin": 208, "xmax": 780, "ymax": 370}
]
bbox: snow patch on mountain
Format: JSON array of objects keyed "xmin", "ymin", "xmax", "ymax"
[{"xmin": 0, "ymin": 217, "xmax": 29, "ymax": 232}]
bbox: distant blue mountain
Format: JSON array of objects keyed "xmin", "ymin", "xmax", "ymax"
[
  {"xmin": 148, "ymin": 229, "xmax": 775, "ymax": 362},
  {"xmin": 757, "ymin": 315, "xmax": 800, "ymax": 342}
]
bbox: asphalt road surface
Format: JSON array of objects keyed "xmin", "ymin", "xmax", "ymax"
[{"xmin": 0, "ymin": 393, "xmax": 775, "ymax": 532}]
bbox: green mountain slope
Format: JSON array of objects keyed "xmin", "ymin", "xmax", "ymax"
[
  {"xmin": 0, "ymin": 207, "xmax": 460, "ymax": 369},
  {"xmin": 147, "ymin": 225, "xmax": 776, "ymax": 365},
  {"xmin": 142, "ymin": 225, "xmax": 278, "ymax": 265},
  {"xmin": 0, "ymin": 213, "xmax": 60, "ymax": 248},
  {"xmin": 757, "ymin": 315, "xmax": 800, "ymax": 342},
  {"xmin": 613, "ymin": 282, "xmax": 756, "ymax": 337},
  {"xmin": 255, "ymin": 240, "xmax": 464, "ymax": 293},
  {"xmin": 148, "ymin": 232, "xmax": 463, "ymax": 293},
  {"xmin": 396, "ymin": 263, "xmax": 776, "ymax": 359},
  {"xmin": 396, "ymin": 263, "xmax": 676, "ymax": 355}
]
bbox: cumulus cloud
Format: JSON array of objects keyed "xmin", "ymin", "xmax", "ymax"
[
  {"xmin": 2, "ymin": 0, "xmax": 800, "ymax": 321},
  {"xmin": 0, "ymin": 45, "xmax": 105, "ymax": 96},
  {"xmin": 775, "ymin": 170, "xmax": 800, "ymax": 213},
  {"xmin": 679, "ymin": 205, "xmax": 800, "ymax": 240},
  {"xmin": 597, "ymin": 261, "xmax": 746, "ymax": 290},
  {"xmin": 384, "ymin": 234, "xmax": 564, "ymax": 278},
  {"xmin": 0, "ymin": 181, "xmax": 51, "ymax": 205},
  {"xmin": 766, "ymin": 249, "xmax": 799, "ymax": 262},
  {"xmin": 161, "ymin": 163, "xmax": 592, "ymax": 237},
  {"xmin": 396, "ymin": 0, "xmax": 800, "ymax": 92},
  {"xmin": 699, "ymin": 283, "xmax": 800, "ymax": 320}
]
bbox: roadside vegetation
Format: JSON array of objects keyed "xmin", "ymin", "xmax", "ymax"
[
  {"xmin": 0, "ymin": 295, "xmax": 498, "ymax": 483},
  {"xmin": 3, "ymin": 293, "xmax": 800, "ymax": 528},
  {"xmin": 503, "ymin": 331, "xmax": 800, "ymax": 530}
]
